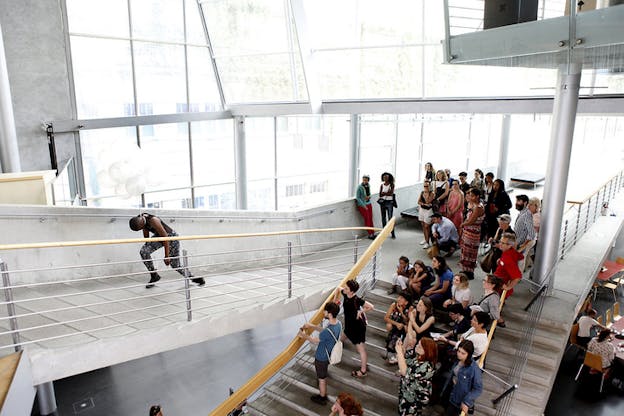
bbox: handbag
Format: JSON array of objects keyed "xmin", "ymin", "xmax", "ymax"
[
  {"xmin": 427, "ymin": 243, "xmax": 440, "ymax": 259},
  {"xmin": 479, "ymin": 247, "xmax": 501, "ymax": 273},
  {"xmin": 325, "ymin": 322, "xmax": 343, "ymax": 365}
]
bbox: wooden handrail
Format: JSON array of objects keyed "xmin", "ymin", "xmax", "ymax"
[
  {"xmin": 478, "ymin": 289, "xmax": 508, "ymax": 369},
  {"xmin": 0, "ymin": 226, "xmax": 380, "ymax": 251},
  {"xmin": 566, "ymin": 169, "xmax": 623, "ymax": 205},
  {"xmin": 209, "ymin": 218, "xmax": 395, "ymax": 416}
]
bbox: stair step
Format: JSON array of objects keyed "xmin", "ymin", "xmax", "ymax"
[
  {"xmin": 264, "ymin": 388, "xmax": 322, "ymax": 416},
  {"xmin": 248, "ymin": 394, "xmax": 309, "ymax": 416}
]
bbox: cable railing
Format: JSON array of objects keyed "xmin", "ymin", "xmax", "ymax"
[
  {"xmin": 560, "ymin": 169, "xmax": 624, "ymax": 259},
  {"xmin": 209, "ymin": 218, "xmax": 394, "ymax": 416},
  {"xmin": 0, "ymin": 226, "xmax": 378, "ymax": 354}
]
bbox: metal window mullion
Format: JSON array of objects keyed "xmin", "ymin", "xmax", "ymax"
[
  {"xmin": 274, "ymin": 117, "xmax": 279, "ymax": 210},
  {"xmin": 59, "ymin": 0, "xmax": 87, "ymax": 206},
  {"xmin": 196, "ymin": 0, "xmax": 226, "ymax": 109},
  {"xmin": 284, "ymin": 0, "xmax": 299, "ymax": 101},
  {"xmin": 393, "ymin": 114, "xmax": 399, "ymax": 175},
  {"xmin": 182, "ymin": 0, "xmax": 195, "ymax": 208}
]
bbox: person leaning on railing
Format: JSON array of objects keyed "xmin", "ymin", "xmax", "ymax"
[
  {"xmin": 298, "ymin": 302, "xmax": 342, "ymax": 406},
  {"xmin": 438, "ymin": 312, "xmax": 491, "ymax": 360}
]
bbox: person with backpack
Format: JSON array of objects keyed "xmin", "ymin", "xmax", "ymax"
[
  {"xmin": 333, "ymin": 280, "xmax": 374, "ymax": 378},
  {"xmin": 299, "ymin": 302, "xmax": 342, "ymax": 405}
]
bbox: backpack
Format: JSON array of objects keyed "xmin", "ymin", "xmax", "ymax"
[{"xmin": 325, "ymin": 323, "xmax": 343, "ymax": 365}]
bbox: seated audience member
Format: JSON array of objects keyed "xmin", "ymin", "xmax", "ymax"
[
  {"xmin": 488, "ymin": 214, "xmax": 514, "ymax": 244},
  {"xmin": 443, "ymin": 272, "xmax": 472, "ymax": 310},
  {"xmin": 470, "ymin": 275, "xmax": 503, "ymax": 326},
  {"xmin": 424, "ymin": 256, "xmax": 454, "ymax": 308},
  {"xmin": 389, "ymin": 256, "xmax": 414, "ymax": 295},
  {"xmin": 442, "ymin": 340, "xmax": 483, "ymax": 416},
  {"xmin": 329, "ymin": 392, "xmax": 364, "ymax": 416},
  {"xmin": 577, "ymin": 309, "xmax": 608, "ymax": 348},
  {"xmin": 396, "ymin": 337, "xmax": 437, "ymax": 416},
  {"xmin": 587, "ymin": 329, "xmax": 615, "ymax": 370},
  {"xmin": 440, "ymin": 312, "xmax": 490, "ymax": 359},
  {"xmin": 431, "ymin": 213, "xmax": 459, "ymax": 257},
  {"xmin": 493, "ymin": 233, "xmax": 523, "ymax": 298},
  {"xmin": 442, "ymin": 304, "xmax": 471, "ymax": 342},
  {"xmin": 407, "ymin": 297, "xmax": 436, "ymax": 346},
  {"xmin": 408, "ymin": 260, "xmax": 435, "ymax": 298},
  {"xmin": 384, "ymin": 291, "xmax": 412, "ymax": 364}
]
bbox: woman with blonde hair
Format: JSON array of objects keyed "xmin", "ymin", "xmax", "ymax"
[
  {"xmin": 447, "ymin": 179, "xmax": 464, "ymax": 230},
  {"xmin": 434, "ymin": 170, "xmax": 450, "ymax": 215},
  {"xmin": 443, "ymin": 272, "xmax": 472, "ymax": 310}
]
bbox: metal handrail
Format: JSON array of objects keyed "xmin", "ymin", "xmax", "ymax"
[{"xmin": 209, "ymin": 218, "xmax": 394, "ymax": 415}]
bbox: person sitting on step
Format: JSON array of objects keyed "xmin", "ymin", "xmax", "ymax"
[{"xmin": 389, "ymin": 256, "xmax": 414, "ymax": 295}]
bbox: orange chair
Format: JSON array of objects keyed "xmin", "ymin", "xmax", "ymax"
[
  {"xmin": 597, "ymin": 315, "xmax": 604, "ymax": 326},
  {"xmin": 575, "ymin": 351, "xmax": 608, "ymax": 393},
  {"xmin": 614, "ymin": 302, "xmax": 621, "ymax": 320},
  {"xmin": 606, "ymin": 308, "xmax": 613, "ymax": 326},
  {"xmin": 565, "ymin": 323, "xmax": 585, "ymax": 356},
  {"xmin": 616, "ymin": 256, "xmax": 624, "ymax": 265}
]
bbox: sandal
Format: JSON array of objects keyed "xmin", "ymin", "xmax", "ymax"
[
  {"xmin": 351, "ymin": 369, "xmax": 368, "ymax": 378},
  {"xmin": 497, "ymin": 321, "xmax": 506, "ymax": 328}
]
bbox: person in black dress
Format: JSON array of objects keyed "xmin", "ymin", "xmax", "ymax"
[
  {"xmin": 484, "ymin": 179, "xmax": 512, "ymax": 239},
  {"xmin": 334, "ymin": 280, "xmax": 374, "ymax": 378}
]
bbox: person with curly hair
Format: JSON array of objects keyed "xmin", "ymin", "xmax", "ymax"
[
  {"xmin": 396, "ymin": 336, "xmax": 438, "ymax": 416},
  {"xmin": 329, "ymin": 392, "xmax": 364, "ymax": 416}
]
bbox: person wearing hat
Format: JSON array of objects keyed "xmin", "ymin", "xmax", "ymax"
[
  {"xmin": 488, "ymin": 213, "xmax": 515, "ymax": 246},
  {"xmin": 149, "ymin": 405, "xmax": 163, "ymax": 416},
  {"xmin": 430, "ymin": 213, "xmax": 459, "ymax": 257},
  {"xmin": 355, "ymin": 175, "xmax": 375, "ymax": 239}
]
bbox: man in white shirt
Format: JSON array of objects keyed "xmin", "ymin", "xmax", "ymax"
[
  {"xmin": 577, "ymin": 309, "xmax": 608, "ymax": 348},
  {"xmin": 430, "ymin": 213, "xmax": 459, "ymax": 257}
]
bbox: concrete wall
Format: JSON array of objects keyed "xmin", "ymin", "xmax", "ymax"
[
  {"xmin": 0, "ymin": 0, "xmax": 75, "ymax": 171},
  {"xmin": 0, "ymin": 184, "xmax": 420, "ymax": 284}
]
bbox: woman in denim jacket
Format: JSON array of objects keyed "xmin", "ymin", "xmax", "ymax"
[{"xmin": 443, "ymin": 340, "xmax": 483, "ymax": 416}]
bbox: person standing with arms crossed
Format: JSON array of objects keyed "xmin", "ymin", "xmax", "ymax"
[{"xmin": 129, "ymin": 213, "xmax": 205, "ymax": 288}]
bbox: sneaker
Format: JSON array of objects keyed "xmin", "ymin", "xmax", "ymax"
[
  {"xmin": 423, "ymin": 243, "xmax": 430, "ymax": 249},
  {"xmin": 419, "ymin": 240, "xmax": 427, "ymax": 245},
  {"xmin": 388, "ymin": 355, "xmax": 398, "ymax": 364},
  {"xmin": 192, "ymin": 278, "xmax": 206, "ymax": 286},
  {"xmin": 368, "ymin": 234, "xmax": 376, "ymax": 240},
  {"xmin": 146, "ymin": 273, "xmax": 161, "ymax": 289},
  {"xmin": 310, "ymin": 394, "xmax": 328, "ymax": 405}
]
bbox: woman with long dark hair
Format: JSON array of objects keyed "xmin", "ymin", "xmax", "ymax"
[
  {"xmin": 485, "ymin": 179, "xmax": 512, "ymax": 239},
  {"xmin": 443, "ymin": 340, "xmax": 483, "ymax": 416},
  {"xmin": 379, "ymin": 172, "xmax": 396, "ymax": 239}
]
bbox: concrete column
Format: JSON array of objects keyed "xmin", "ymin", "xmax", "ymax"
[
  {"xmin": 348, "ymin": 114, "xmax": 360, "ymax": 197},
  {"xmin": 497, "ymin": 114, "xmax": 511, "ymax": 184},
  {"xmin": 234, "ymin": 116, "xmax": 248, "ymax": 210},
  {"xmin": 532, "ymin": 64, "xmax": 582, "ymax": 287},
  {"xmin": 36, "ymin": 381, "xmax": 57, "ymax": 415},
  {"xmin": 0, "ymin": 22, "xmax": 21, "ymax": 173}
]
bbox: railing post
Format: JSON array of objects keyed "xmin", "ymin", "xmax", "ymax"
[
  {"xmin": 353, "ymin": 235, "xmax": 359, "ymax": 265},
  {"xmin": 584, "ymin": 200, "xmax": 591, "ymax": 232},
  {"xmin": 287, "ymin": 241, "xmax": 292, "ymax": 299},
  {"xmin": 574, "ymin": 204, "xmax": 581, "ymax": 245},
  {"xmin": 1, "ymin": 260, "xmax": 21, "ymax": 351},
  {"xmin": 372, "ymin": 252, "xmax": 377, "ymax": 282},
  {"xmin": 560, "ymin": 219, "xmax": 568, "ymax": 259},
  {"xmin": 182, "ymin": 250, "xmax": 192, "ymax": 322}
]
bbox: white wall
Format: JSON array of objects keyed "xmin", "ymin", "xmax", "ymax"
[{"xmin": 0, "ymin": 185, "xmax": 420, "ymax": 284}]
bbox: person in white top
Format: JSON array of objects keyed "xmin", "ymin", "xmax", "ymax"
[
  {"xmin": 439, "ymin": 311, "xmax": 491, "ymax": 358},
  {"xmin": 587, "ymin": 329, "xmax": 615, "ymax": 369},
  {"xmin": 577, "ymin": 309, "xmax": 608, "ymax": 348},
  {"xmin": 443, "ymin": 272, "xmax": 472, "ymax": 310},
  {"xmin": 378, "ymin": 172, "xmax": 396, "ymax": 239}
]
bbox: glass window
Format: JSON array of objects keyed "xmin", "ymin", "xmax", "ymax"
[
  {"xmin": 130, "ymin": 0, "xmax": 184, "ymax": 43},
  {"xmin": 187, "ymin": 46, "xmax": 223, "ymax": 111},
  {"xmin": 396, "ymin": 115, "xmax": 422, "ymax": 186},
  {"xmin": 200, "ymin": 0, "xmax": 290, "ymax": 55},
  {"xmin": 139, "ymin": 123, "xmax": 191, "ymax": 191},
  {"xmin": 70, "ymin": 37, "xmax": 134, "ymax": 119},
  {"xmin": 190, "ymin": 119, "xmax": 235, "ymax": 188},
  {"xmin": 359, "ymin": 115, "xmax": 397, "ymax": 184},
  {"xmin": 421, "ymin": 115, "xmax": 471, "ymax": 176},
  {"xmin": 216, "ymin": 53, "xmax": 307, "ymax": 103},
  {"xmin": 246, "ymin": 117, "xmax": 275, "ymax": 181},
  {"xmin": 507, "ymin": 114, "xmax": 551, "ymax": 178},
  {"xmin": 80, "ymin": 127, "xmax": 142, "ymax": 208},
  {"xmin": 194, "ymin": 184, "xmax": 236, "ymax": 210},
  {"xmin": 66, "ymin": 0, "xmax": 129, "ymax": 37},
  {"xmin": 248, "ymin": 179, "xmax": 276, "ymax": 211},
  {"xmin": 144, "ymin": 189, "xmax": 192, "ymax": 210},
  {"xmin": 133, "ymin": 42, "xmax": 187, "ymax": 115},
  {"xmin": 467, "ymin": 115, "xmax": 502, "ymax": 173},
  {"xmin": 185, "ymin": 0, "xmax": 208, "ymax": 45}
]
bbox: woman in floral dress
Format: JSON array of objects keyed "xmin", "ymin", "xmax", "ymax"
[
  {"xmin": 459, "ymin": 188, "xmax": 485, "ymax": 281},
  {"xmin": 396, "ymin": 336, "xmax": 438, "ymax": 416}
]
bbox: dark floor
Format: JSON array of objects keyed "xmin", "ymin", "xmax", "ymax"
[
  {"xmin": 36, "ymin": 314, "xmax": 304, "ymax": 416},
  {"xmin": 545, "ymin": 287, "xmax": 624, "ymax": 416}
]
